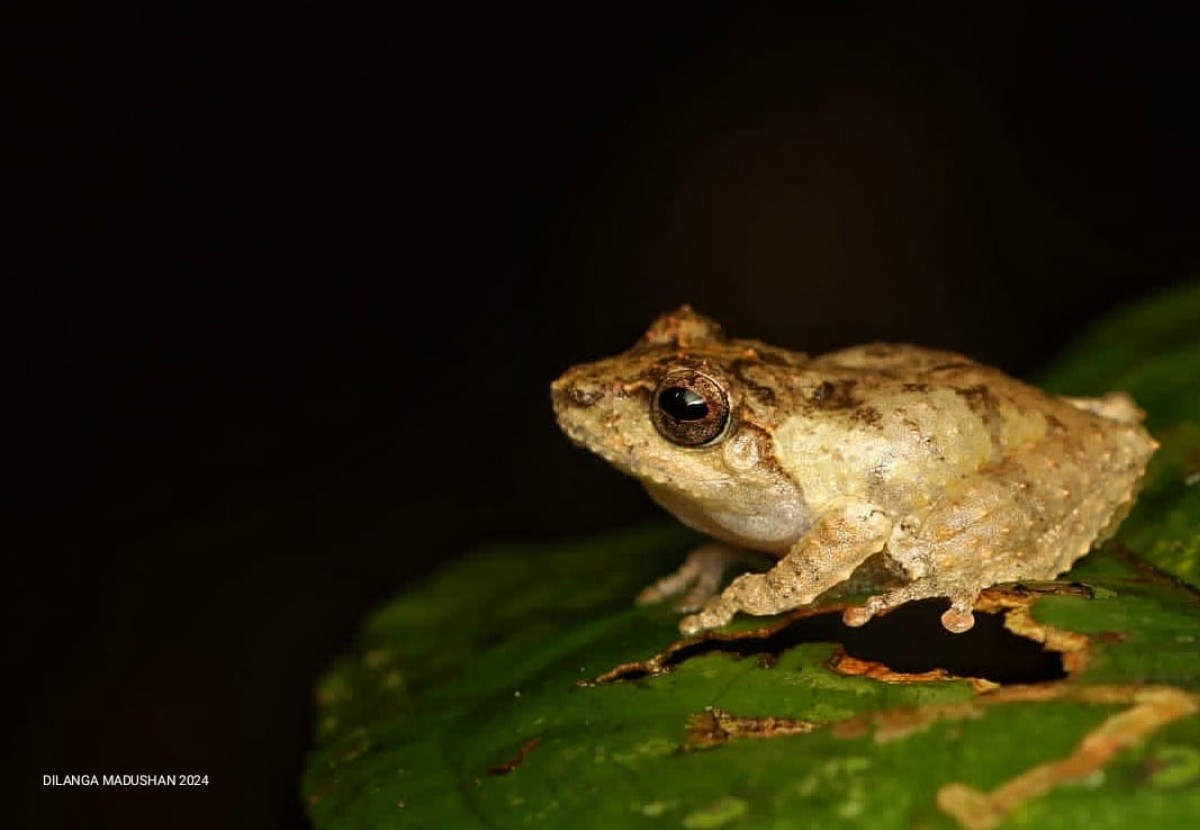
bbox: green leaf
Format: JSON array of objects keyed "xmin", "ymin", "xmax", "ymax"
[
  {"xmin": 305, "ymin": 281, "xmax": 1200, "ymax": 829},
  {"xmin": 1038, "ymin": 280, "xmax": 1200, "ymax": 424}
]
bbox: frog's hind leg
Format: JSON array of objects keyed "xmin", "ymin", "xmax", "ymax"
[
  {"xmin": 842, "ymin": 580, "xmax": 982, "ymax": 633},
  {"xmin": 636, "ymin": 543, "xmax": 769, "ymax": 614}
]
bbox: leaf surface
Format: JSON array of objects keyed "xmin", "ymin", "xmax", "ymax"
[{"xmin": 305, "ymin": 280, "xmax": 1200, "ymax": 829}]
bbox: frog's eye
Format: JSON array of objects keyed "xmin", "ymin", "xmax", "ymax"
[{"xmin": 651, "ymin": 371, "xmax": 730, "ymax": 447}]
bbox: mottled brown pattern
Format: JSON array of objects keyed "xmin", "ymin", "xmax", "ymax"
[
  {"xmin": 729, "ymin": 358, "xmax": 778, "ymax": 406},
  {"xmin": 954, "ymin": 384, "xmax": 1002, "ymax": 414},
  {"xmin": 953, "ymin": 383, "xmax": 1006, "ymax": 450},
  {"xmin": 809, "ymin": 379, "xmax": 859, "ymax": 409},
  {"xmin": 851, "ymin": 405, "xmax": 883, "ymax": 427}
]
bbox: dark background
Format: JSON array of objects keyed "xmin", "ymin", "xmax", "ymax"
[{"xmin": 8, "ymin": 3, "xmax": 1199, "ymax": 827}]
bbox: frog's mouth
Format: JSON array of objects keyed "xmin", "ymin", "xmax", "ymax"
[{"xmin": 552, "ymin": 397, "xmax": 678, "ymax": 489}]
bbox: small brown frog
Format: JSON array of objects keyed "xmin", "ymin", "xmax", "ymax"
[{"xmin": 552, "ymin": 307, "xmax": 1156, "ymax": 634}]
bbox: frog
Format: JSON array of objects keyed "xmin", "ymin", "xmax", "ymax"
[{"xmin": 551, "ymin": 306, "xmax": 1157, "ymax": 634}]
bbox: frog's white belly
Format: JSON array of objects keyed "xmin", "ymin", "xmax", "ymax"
[{"xmin": 644, "ymin": 482, "xmax": 811, "ymax": 554}]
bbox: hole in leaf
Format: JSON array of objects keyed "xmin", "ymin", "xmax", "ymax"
[
  {"xmin": 834, "ymin": 599, "xmax": 1066, "ymax": 683},
  {"xmin": 597, "ymin": 598, "xmax": 1067, "ymax": 686}
]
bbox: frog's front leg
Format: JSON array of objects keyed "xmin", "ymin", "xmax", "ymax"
[
  {"xmin": 679, "ymin": 499, "xmax": 892, "ymax": 634},
  {"xmin": 637, "ymin": 542, "xmax": 773, "ymax": 613}
]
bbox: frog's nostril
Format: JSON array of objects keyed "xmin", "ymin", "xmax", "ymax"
[
  {"xmin": 567, "ymin": 385, "xmax": 604, "ymax": 408},
  {"xmin": 551, "ymin": 375, "xmax": 606, "ymax": 411}
]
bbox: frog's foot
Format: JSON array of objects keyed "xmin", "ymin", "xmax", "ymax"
[
  {"xmin": 637, "ymin": 542, "xmax": 755, "ymax": 614},
  {"xmin": 842, "ymin": 581, "xmax": 981, "ymax": 634},
  {"xmin": 679, "ymin": 596, "xmax": 736, "ymax": 635},
  {"xmin": 678, "ymin": 571, "xmax": 801, "ymax": 634}
]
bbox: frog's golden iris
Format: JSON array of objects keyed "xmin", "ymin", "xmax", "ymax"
[{"xmin": 651, "ymin": 370, "xmax": 730, "ymax": 447}]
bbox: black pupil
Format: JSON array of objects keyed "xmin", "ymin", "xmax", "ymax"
[{"xmin": 659, "ymin": 387, "xmax": 709, "ymax": 421}]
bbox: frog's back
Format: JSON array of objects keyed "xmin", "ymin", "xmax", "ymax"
[
  {"xmin": 803, "ymin": 342, "xmax": 1146, "ymax": 461},
  {"xmin": 811, "ymin": 342, "xmax": 977, "ymax": 374},
  {"xmin": 773, "ymin": 342, "xmax": 1155, "ymax": 518}
]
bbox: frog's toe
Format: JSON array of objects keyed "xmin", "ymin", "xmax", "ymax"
[
  {"xmin": 678, "ymin": 596, "xmax": 738, "ymax": 634},
  {"xmin": 678, "ymin": 613, "xmax": 705, "ymax": 635},
  {"xmin": 842, "ymin": 596, "xmax": 885, "ymax": 627},
  {"xmin": 635, "ymin": 584, "xmax": 669, "ymax": 605},
  {"xmin": 637, "ymin": 542, "xmax": 734, "ymax": 607},
  {"xmin": 635, "ymin": 568, "xmax": 694, "ymax": 606},
  {"xmin": 671, "ymin": 591, "xmax": 709, "ymax": 615},
  {"xmin": 940, "ymin": 596, "xmax": 978, "ymax": 633},
  {"xmin": 672, "ymin": 562, "xmax": 725, "ymax": 613}
]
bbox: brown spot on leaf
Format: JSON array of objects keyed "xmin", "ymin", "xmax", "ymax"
[
  {"xmin": 827, "ymin": 651, "xmax": 999, "ymax": 694},
  {"xmin": 306, "ymin": 779, "xmax": 334, "ymax": 808},
  {"xmin": 683, "ymin": 707, "xmax": 817, "ymax": 751},
  {"xmin": 586, "ymin": 576, "xmax": 1195, "ymax": 828},
  {"xmin": 831, "ymin": 700, "xmax": 982, "ymax": 743},
  {"xmin": 486, "ymin": 737, "xmax": 541, "ymax": 776},
  {"xmin": 937, "ymin": 686, "xmax": 1199, "ymax": 830}
]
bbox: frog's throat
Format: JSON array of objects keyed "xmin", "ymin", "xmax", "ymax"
[{"xmin": 643, "ymin": 481, "xmax": 810, "ymax": 555}]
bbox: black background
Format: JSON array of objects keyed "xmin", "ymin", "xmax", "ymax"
[{"xmin": 9, "ymin": 3, "xmax": 1199, "ymax": 828}]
